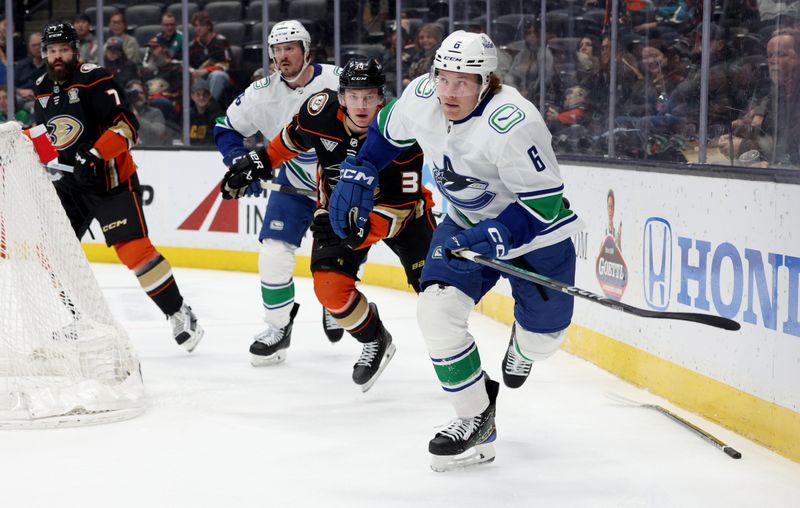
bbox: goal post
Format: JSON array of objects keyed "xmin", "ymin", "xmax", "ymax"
[{"xmin": 0, "ymin": 122, "xmax": 145, "ymax": 428}]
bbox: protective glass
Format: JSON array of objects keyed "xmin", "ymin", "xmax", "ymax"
[
  {"xmin": 341, "ymin": 90, "xmax": 383, "ymax": 109},
  {"xmin": 432, "ymin": 69, "xmax": 482, "ymax": 98}
]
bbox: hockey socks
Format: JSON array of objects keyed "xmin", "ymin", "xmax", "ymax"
[{"xmin": 133, "ymin": 253, "xmax": 183, "ymax": 316}]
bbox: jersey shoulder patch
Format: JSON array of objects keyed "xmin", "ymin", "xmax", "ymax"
[
  {"xmin": 305, "ymin": 89, "xmax": 335, "ymax": 117},
  {"xmin": 487, "ymin": 103, "xmax": 526, "ymax": 134},
  {"xmin": 413, "ymin": 76, "xmax": 436, "ymax": 99},
  {"xmin": 80, "ymin": 63, "xmax": 101, "ymax": 73},
  {"xmin": 252, "ymin": 76, "xmax": 271, "ymax": 90}
]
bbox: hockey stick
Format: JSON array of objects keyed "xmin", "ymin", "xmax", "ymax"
[
  {"xmin": 262, "ymin": 182, "xmax": 316, "ymax": 198},
  {"xmin": 607, "ymin": 393, "xmax": 742, "ymax": 459},
  {"xmin": 454, "ymin": 250, "xmax": 741, "ymax": 331}
]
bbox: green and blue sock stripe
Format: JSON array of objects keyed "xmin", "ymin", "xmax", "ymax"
[
  {"xmin": 431, "ymin": 342, "xmax": 484, "ymax": 392},
  {"xmin": 261, "ymin": 280, "xmax": 295, "ymax": 310}
]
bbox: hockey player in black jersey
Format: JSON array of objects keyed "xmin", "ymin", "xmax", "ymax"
[
  {"xmin": 221, "ymin": 57, "xmax": 436, "ymax": 391},
  {"xmin": 33, "ymin": 22, "xmax": 203, "ymax": 351}
]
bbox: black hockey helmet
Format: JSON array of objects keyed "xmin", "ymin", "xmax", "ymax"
[
  {"xmin": 339, "ymin": 56, "xmax": 386, "ymax": 96},
  {"xmin": 41, "ymin": 22, "xmax": 79, "ymax": 53}
]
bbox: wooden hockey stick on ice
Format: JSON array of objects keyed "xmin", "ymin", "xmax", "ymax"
[{"xmin": 454, "ymin": 250, "xmax": 741, "ymax": 331}]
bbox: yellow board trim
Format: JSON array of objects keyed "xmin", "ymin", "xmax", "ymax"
[{"xmin": 83, "ymin": 243, "xmax": 800, "ymax": 463}]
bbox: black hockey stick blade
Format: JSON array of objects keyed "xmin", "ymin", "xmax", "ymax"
[{"xmin": 456, "ymin": 250, "xmax": 741, "ymax": 331}]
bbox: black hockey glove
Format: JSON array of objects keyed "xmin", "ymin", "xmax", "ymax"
[
  {"xmin": 73, "ymin": 145, "xmax": 104, "ymax": 186},
  {"xmin": 342, "ymin": 207, "xmax": 371, "ymax": 250},
  {"xmin": 220, "ymin": 169, "xmax": 248, "ymax": 200},
  {"xmin": 310, "ymin": 209, "xmax": 342, "ymax": 248},
  {"xmin": 225, "ymin": 148, "xmax": 273, "ymax": 189}
]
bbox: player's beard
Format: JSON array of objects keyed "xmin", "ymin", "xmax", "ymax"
[{"xmin": 47, "ymin": 55, "xmax": 79, "ymax": 83}]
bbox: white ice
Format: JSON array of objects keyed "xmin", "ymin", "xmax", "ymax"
[{"xmin": 2, "ymin": 264, "xmax": 799, "ymax": 508}]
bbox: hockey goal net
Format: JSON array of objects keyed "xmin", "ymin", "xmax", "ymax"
[{"xmin": 0, "ymin": 122, "xmax": 144, "ymax": 427}]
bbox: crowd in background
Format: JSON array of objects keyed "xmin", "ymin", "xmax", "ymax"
[{"xmin": 0, "ymin": 0, "xmax": 798, "ymax": 169}]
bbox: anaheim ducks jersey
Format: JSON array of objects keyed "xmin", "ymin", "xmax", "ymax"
[
  {"xmin": 268, "ymin": 88, "xmax": 431, "ymax": 243},
  {"xmin": 368, "ymin": 75, "xmax": 584, "ymax": 257},
  {"xmin": 216, "ymin": 63, "xmax": 341, "ymax": 193},
  {"xmin": 33, "ymin": 63, "xmax": 139, "ymax": 190}
]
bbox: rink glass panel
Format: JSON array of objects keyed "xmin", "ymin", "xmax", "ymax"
[{"xmin": 5, "ymin": 0, "xmax": 798, "ymax": 170}]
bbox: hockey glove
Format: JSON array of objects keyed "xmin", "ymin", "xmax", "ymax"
[
  {"xmin": 310, "ymin": 209, "xmax": 342, "ymax": 248},
  {"xmin": 443, "ymin": 220, "xmax": 512, "ymax": 273},
  {"xmin": 225, "ymin": 148, "xmax": 273, "ymax": 190},
  {"xmin": 73, "ymin": 145, "xmax": 104, "ymax": 186},
  {"xmin": 329, "ymin": 156, "xmax": 378, "ymax": 239},
  {"xmin": 342, "ymin": 208, "xmax": 371, "ymax": 249},
  {"xmin": 220, "ymin": 169, "xmax": 248, "ymax": 199}
]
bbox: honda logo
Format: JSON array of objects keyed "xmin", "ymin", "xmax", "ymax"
[{"xmin": 643, "ymin": 217, "xmax": 672, "ymax": 310}]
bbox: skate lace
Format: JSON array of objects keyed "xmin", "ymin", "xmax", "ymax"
[
  {"xmin": 505, "ymin": 343, "xmax": 532, "ymax": 376},
  {"xmin": 323, "ymin": 309, "xmax": 342, "ymax": 330},
  {"xmin": 355, "ymin": 340, "xmax": 380, "ymax": 367},
  {"xmin": 253, "ymin": 324, "xmax": 284, "ymax": 346},
  {"xmin": 438, "ymin": 416, "xmax": 480, "ymax": 442}
]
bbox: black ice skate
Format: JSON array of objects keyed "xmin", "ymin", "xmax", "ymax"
[
  {"xmin": 352, "ymin": 304, "xmax": 396, "ymax": 392},
  {"xmin": 502, "ymin": 324, "xmax": 533, "ymax": 388},
  {"xmin": 429, "ymin": 375, "xmax": 499, "ymax": 472},
  {"xmin": 169, "ymin": 303, "xmax": 204, "ymax": 353},
  {"xmin": 322, "ymin": 307, "xmax": 344, "ymax": 343},
  {"xmin": 250, "ymin": 303, "xmax": 299, "ymax": 366}
]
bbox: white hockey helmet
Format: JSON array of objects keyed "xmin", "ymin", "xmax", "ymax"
[
  {"xmin": 433, "ymin": 31, "xmax": 498, "ymax": 89},
  {"xmin": 267, "ymin": 20, "xmax": 311, "ymax": 61}
]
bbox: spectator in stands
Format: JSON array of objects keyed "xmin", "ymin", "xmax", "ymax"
[
  {"xmin": 620, "ymin": 40, "xmax": 685, "ymax": 120},
  {"xmin": 721, "ymin": 28, "xmax": 800, "ymax": 167},
  {"xmin": 510, "ymin": 20, "xmax": 555, "ymax": 103},
  {"xmin": 125, "ymin": 79, "xmax": 168, "ymax": 146},
  {"xmin": 14, "ymin": 33, "xmax": 45, "ymax": 104},
  {"xmin": 576, "ymin": 35, "xmax": 600, "ymax": 83},
  {"xmin": 73, "ymin": 13, "xmax": 97, "ymax": 64},
  {"xmin": 142, "ymin": 38, "xmax": 182, "ymax": 94},
  {"xmin": 189, "ymin": 79, "xmax": 223, "ymax": 145},
  {"xmin": 155, "ymin": 12, "xmax": 183, "ymax": 62},
  {"xmin": 0, "ymin": 85, "xmax": 31, "ymax": 126},
  {"xmin": 108, "ymin": 11, "xmax": 142, "ymax": 64},
  {"xmin": 189, "ymin": 11, "xmax": 232, "ymax": 103},
  {"xmin": 382, "ymin": 26, "xmax": 413, "ymax": 95},
  {"xmin": 0, "ymin": 14, "xmax": 25, "ymax": 68},
  {"xmin": 404, "ymin": 23, "xmax": 443, "ymax": 85},
  {"xmin": 104, "ymin": 37, "xmax": 140, "ymax": 89}
]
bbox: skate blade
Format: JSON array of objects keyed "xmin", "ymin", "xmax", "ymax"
[
  {"xmin": 430, "ymin": 442, "xmax": 496, "ymax": 472},
  {"xmin": 181, "ymin": 325, "xmax": 205, "ymax": 353},
  {"xmin": 360, "ymin": 343, "xmax": 397, "ymax": 393},
  {"xmin": 250, "ymin": 350, "xmax": 287, "ymax": 367}
]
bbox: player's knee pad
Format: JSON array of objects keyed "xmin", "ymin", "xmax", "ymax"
[
  {"xmin": 313, "ymin": 271, "xmax": 357, "ymax": 312},
  {"xmin": 515, "ymin": 325, "xmax": 566, "ymax": 361},
  {"xmin": 417, "ymin": 284, "xmax": 474, "ymax": 353},
  {"xmin": 114, "ymin": 237, "xmax": 158, "ymax": 270},
  {"xmin": 258, "ymin": 239, "xmax": 297, "ymax": 283}
]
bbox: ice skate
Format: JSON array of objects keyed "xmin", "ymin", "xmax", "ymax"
[
  {"xmin": 250, "ymin": 303, "xmax": 299, "ymax": 366},
  {"xmin": 502, "ymin": 324, "xmax": 533, "ymax": 388},
  {"xmin": 169, "ymin": 303, "xmax": 204, "ymax": 353},
  {"xmin": 429, "ymin": 376, "xmax": 499, "ymax": 472},
  {"xmin": 352, "ymin": 304, "xmax": 396, "ymax": 392},
  {"xmin": 322, "ymin": 307, "xmax": 343, "ymax": 343}
]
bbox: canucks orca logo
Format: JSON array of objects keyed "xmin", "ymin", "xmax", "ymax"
[{"xmin": 431, "ymin": 156, "xmax": 495, "ymax": 210}]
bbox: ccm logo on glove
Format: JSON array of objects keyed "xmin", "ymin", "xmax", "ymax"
[{"xmin": 341, "ymin": 169, "xmax": 375, "ymax": 185}]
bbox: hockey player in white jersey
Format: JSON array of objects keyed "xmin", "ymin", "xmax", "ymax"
[
  {"xmin": 327, "ymin": 31, "xmax": 584, "ymax": 470},
  {"xmin": 214, "ymin": 21, "xmax": 343, "ymax": 366}
]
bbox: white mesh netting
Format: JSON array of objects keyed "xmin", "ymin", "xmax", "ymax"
[{"xmin": 0, "ymin": 122, "xmax": 145, "ymax": 428}]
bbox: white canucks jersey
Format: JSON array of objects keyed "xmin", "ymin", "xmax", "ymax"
[
  {"xmin": 219, "ymin": 63, "xmax": 341, "ymax": 191},
  {"xmin": 376, "ymin": 75, "xmax": 584, "ymax": 257}
]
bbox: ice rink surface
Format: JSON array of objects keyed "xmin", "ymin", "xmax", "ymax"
[{"xmin": 2, "ymin": 264, "xmax": 799, "ymax": 508}]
